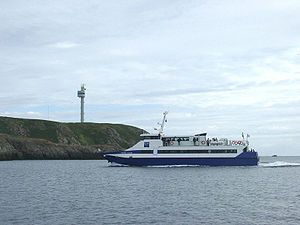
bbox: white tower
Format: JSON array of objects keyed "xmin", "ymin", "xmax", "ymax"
[{"xmin": 77, "ymin": 84, "xmax": 86, "ymax": 123}]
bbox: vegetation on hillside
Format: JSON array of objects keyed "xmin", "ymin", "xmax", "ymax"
[{"xmin": 0, "ymin": 116, "xmax": 144, "ymax": 150}]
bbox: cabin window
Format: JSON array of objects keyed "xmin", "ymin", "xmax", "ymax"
[
  {"xmin": 140, "ymin": 150, "xmax": 152, "ymax": 154},
  {"xmin": 144, "ymin": 136, "xmax": 159, "ymax": 140},
  {"xmin": 159, "ymin": 149, "xmax": 237, "ymax": 154},
  {"xmin": 163, "ymin": 137, "xmax": 189, "ymax": 141},
  {"xmin": 144, "ymin": 142, "xmax": 150, "ymax": 147}
]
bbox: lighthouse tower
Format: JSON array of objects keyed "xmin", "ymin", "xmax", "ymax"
[{"xmin": 77, "ymin": 84, "xmax": 86, "ymax": 123}]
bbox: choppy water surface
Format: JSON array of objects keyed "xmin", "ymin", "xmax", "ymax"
[{"xmin": 1, "ymin": 156, "xmax": 300, "ymax": 225}]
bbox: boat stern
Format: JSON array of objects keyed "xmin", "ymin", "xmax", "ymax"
[{"xmin": 235, "ymin": 151, "xmax": 259, "ymax": 166}]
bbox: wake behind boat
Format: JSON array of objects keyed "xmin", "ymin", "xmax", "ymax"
[{"xmin": 100, "ymin": 112, "xmax": 258, "ymax": 166}]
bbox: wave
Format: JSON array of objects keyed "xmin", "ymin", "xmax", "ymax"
[
  {"xmin": 145, "ymin": 165, "xmax": 206, "ymax": 168},
  {"xmin": 260, "ymin": 161, "xmax": 300, "ymax": 168},
  {"xmin": 108, "ymin": 163, "xmax": 129, "ymax": 167}
]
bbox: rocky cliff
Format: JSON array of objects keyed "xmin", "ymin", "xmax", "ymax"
[{"xmin": 0, "ymin": 116, "xmax": 144, "ymax": 160}]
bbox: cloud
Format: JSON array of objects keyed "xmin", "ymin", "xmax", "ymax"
[
  {"xmin": 1, "ymin": 0, "xmax": 300, "ymax": 155},
  {"xmin": 49, "ymin": 42, "xmax": 78, "ymax": 49}
]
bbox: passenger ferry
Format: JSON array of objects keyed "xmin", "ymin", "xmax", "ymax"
[{"xmin": 100, "ymin": 112, "xmax": 258, "ymax": 166}]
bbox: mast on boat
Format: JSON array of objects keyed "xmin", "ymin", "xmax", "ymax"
[{"xmin": 157, "ymin": 111, "xmax": 168, "ymax": 137}]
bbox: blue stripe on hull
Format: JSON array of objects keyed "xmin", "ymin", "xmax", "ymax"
[{"xmin": 103, "ymin": 152, "xmax": 258, "ymax": 166}]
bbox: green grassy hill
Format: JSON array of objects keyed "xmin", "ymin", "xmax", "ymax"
[{"xmin": 0, "ymin": 116, "xmax": 145, "ymax": 160}]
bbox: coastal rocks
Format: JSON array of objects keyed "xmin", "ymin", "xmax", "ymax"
[{"xmin": 0, "ymin": 134, "xmax": 102, "ymax": 161}]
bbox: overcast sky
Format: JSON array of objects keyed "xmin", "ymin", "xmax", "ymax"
[{"xmin": 1, "ymin": 0, "xmax": 300, "ymax": 155}]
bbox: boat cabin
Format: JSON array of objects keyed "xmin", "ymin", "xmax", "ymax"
[
  {"xmin": 140, "ymin": 133, "xmax": 234, "ymax": 147},
  {"xmin": 140, "ymin": 133, "xmax": 208, "ymax": 146},
  {"xmin": 162, "ymin": 133, "xmax": 207, "ymax": 146}
]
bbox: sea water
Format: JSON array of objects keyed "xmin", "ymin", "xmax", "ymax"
[{"xmin": 1, "ymin": 157, "xmax": 300, "ymax": 225}]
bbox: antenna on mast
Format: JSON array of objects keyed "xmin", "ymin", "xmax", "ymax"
[{"xmin": 157, "ymin": 111, "xmax": 168, "ymax": 137}]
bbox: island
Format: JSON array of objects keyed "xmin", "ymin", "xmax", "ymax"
[{"xmin": 0, "ymin": 116, "xmax": 143, "ymax": 161}]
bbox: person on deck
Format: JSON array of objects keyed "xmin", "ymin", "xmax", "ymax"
[
  {"xmin": 193, "ymin": 137, "xmax": 197, "ymax": 146},
  {"xmin": 167, "ymin": 139, "xmax": 170, "ymax": 146},
  {"xmin": 177, "ymin": 138, "xmax": 181, "ymax": 146}
]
